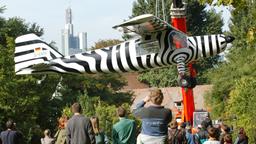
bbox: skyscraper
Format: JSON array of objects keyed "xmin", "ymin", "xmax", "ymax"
[{"xmin": 61, "ymin": 7, "xmax": 87, "ymax": 56}]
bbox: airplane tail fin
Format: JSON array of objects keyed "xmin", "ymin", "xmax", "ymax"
[{"xmin": 14, "ymin": 33, "xmax": 64, "ymax": 75}]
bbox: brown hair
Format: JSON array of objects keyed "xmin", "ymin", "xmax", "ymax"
[
  {"xmin": 90, "ymin": 116, "xmax": 100, "ymax": 135},
  {"xmin": 117, "ymin": 106, "xmax": 126, "ymax": 117},
  {"xmin": 58, "ymin": 115, "xmax": 68, "ymax": 129},
  {"xmin": 150, "ymin": 88, "xmax": 163, "ymax": 105},
  {"xmin": 208, "ymin": 127, "xmax": 219, "ymax": 139},
  {"xmin": 224, "ymin": 134, "xmax": 232, "ymax": 143},
  {"xmin": 72, "ymin": 102, "xmax": 82, "ymax": 113},
  {"xmin": 221, "ymin": 124, "xmax": 230, "ymax": 133}
]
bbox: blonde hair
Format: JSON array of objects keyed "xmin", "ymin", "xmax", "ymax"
[
  {"xmin": 58, "ymin": 115, "xmax": 68, "ymax": 129},
  {"xmin": 150, "ymin": 88, "xmax": 163, "ymax": 105},
  {"xmin": 90, "ymin": 116, "xmax": 100, "ymax": 135}
]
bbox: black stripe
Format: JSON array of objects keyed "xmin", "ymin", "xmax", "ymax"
[
  {"xmin": 50, "ymin": 52, "xmax": 57, "ymax": 59},
  {"xmin": 82, "ymin": 51, "xmax": 102, "ymax": 72},
  {"xmin": 101, "ymin": 47, "xmax": 116, "ymax": 72},
  {"xmin": 51, "ymin": 63, "xmax": 82, "ymax": 74},
  {"xmin": 88, "ymin": 51, "xmax": 103, "ymax": 73},
  {"xmin": 154, "ymin": 53, "xmax": 161, "ymax": 66},
  {"xmin": 216, "ymin": 35, "xmax": 220, "ymax": 53},
  {"xmin": 125, "ymin": 42, "xmax": 138, "ymax": 71},
  {"xmin": 209, "ymin": 36, "xmax": 213, "ymax": 56},
  {"xmin": 135, "ymin": 39, "xmax": 140, "ymax": 43},
  {"xmin": 136, "ymin": 57, "xmax": 146, "ymax": 69},
  {"xmin": 74, "ymin": 61, "xmax": 94, "ymax": 74},
  {"xmin": 186, "ymin": 47, "xmax": 194, "ymax": 63},
  {"xmin": 188, "ymin": 38, "xmax": 196, "ymax": 61},
  {"xmin": 194, "ymin": 37, "xmax": 199, "ymax": 60},
  {"xmin": 15, "ymin": 57, "xmax": 48, "ymax": 64},
  {"xmin": 161, "ymin": 30, "xmax": 170, "ymax": 65},
  {"xmin": 167, "ymin": 50, "xmax": 173, "ymax": 65},
  {"xmin": 201, "ymin": 36, "xmax": 206, "ymax": 57},
  {"xmin": 171, "ymin": 52, "xmax": 190, "ymax": 64},
  {"xmin": 62, "ymin": 56, "xmax": 94, "ymax": 74},
  {"xmin": 156, "ymin": 32, "xmax": 162, "ymax": 48},
  {"xmin": 15, "ymin": 50, "xmax": 34, "ymax": 57},
  {"xmin": 16, "ymin": 40, "xmax": 64, "ymax": 57},
  {"xmin": 116, "ymin": 45, "xmax": 127, "ymax": 72},
  {"xmin": 146, "ymin": 55, "xmax": 153, "ymax": 68}
]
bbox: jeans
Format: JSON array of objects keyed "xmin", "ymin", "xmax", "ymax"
[{"xmin": 137, "ymin": 133, "xmax": 167, "ymax": 144}]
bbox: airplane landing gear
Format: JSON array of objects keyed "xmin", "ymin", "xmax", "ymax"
[{"xmin": 177, "ymin": 75, "xmax": 197, "ymax": 88}]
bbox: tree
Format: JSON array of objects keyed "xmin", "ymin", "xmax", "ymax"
[
  {"xmin": 0, "ymin": 10, "xmax": 65, "ymax": 141},
  {"xmin": 91, "ymin": 39, "xmax": 122, "ymax": 50},
  {"xmin": 134, "ymin": 0, "xmax": 223, "ymax": 87},
  {"xmin": 226, "ymin": 77, "xmax": 256, "ymax": 143},
  {"xmin": 199, "ymin": 0, "xmax": 248, "ymax": 8},
  {"xmin": 204, "ymin": 0, "xmax": 256, "ymax": 119}
]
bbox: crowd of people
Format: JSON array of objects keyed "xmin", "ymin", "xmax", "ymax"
[{"xmin": 0, "ymin": 88, "xmax": 249, "ymax": 144}]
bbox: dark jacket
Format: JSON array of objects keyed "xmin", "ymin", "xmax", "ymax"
[
  {"xmin": 66, "ymin": 114, "xmax": 95, "ymax": 144},
  {"xmin": 0, "ymin": 130, "xmax": 23, "ymax": 144}
]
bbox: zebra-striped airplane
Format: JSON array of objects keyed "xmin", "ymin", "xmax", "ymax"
[{"xmin": 14, "ymin": 14, "xmax": 234, "ymax": 87}]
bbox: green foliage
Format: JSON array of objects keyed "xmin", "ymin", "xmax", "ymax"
[
  {"xmin": 199, "ymin": 0, "xmax": 248, "ymax": 8},
  {"xmin": 91, "ymin": 39, "xmax": 122, "ymax": 50},
  {"xmin": 138, "ymin": 66, "xmax": 178, "ymax": 87},
  {"xmin": 133, "ymin": 0, "xmax": 223, "ymax": 87},
  {"xmin": 205, "ymin": 1, "xmax": 256, "ymax": 119},
  {"xmin": 226, "ymin": 77, "xmax": 256, "ymax": 143},
  {"xmin": 132, "ymin": 0, "xmax": 172, "ymax": 20}
]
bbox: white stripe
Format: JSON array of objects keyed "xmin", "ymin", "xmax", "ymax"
[
  {"xmin": 75, "ymin": 53, "xmax": 96, "ymax": 73},
  {"xmin": 14, "ymin": 52, "xmax": 51, "ymax": 63},
  {"xmin": 211, "ymin": 35, "xmax": 217, "ymax": 55},
  {"xmin": 15, "ymin": 59, "xmax": 45, "ymax": 72},
  {"xmin": 49, "ymin": 66, "xmax": 67, "ymax": 73},
  {"xmin": 150, "ymin": 53, "xmax": 157, "ymax": 67},
  {"xmin": 111, "ymin": 46, "xmax": 122, "ymax": 72},
  {"xmin": 204, "ymin": 36, "xmax": 210, "ymax": 57},
  {"xmin": 16, "ymin": 68, "xmax": 34, "ymax": 75},
  {"xmin": 129, "ymin": 40, "xmax": 143, "ymax": 70},
  {"xmin": 196, "ymin": 36, "xmax": 203, "ymax": 58},
  {"xmin": 163, "ymin": 47, "xmax": 172, "ymax": 65},
  {"xmin": 120, "ymin": 43, "xmax": 130, "ymax": 71},
  {"xmin": 15, "ymin": 43, "xmax": 43, "ymax": 53},
  {"xmin": 187, "ymin": 37, "xmax": 197, "ymax": 60},
  {"xmin": 141, "ymin": 55, "xmax": 149, "ymax": 69},
  {"xmin": 15, "ymin": 33, "xmax": 41, "ymax": 43},
  {"xmin": 95, "ymin": 49, "xmax": 109, "ymax": 73}
]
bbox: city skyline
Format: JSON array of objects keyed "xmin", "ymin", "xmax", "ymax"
[
  {"xmin": 1, "ymin": 0, "xmax": 135, "ymax": 49},
  {"xmin": 61, "ymin": 7, "xmax": 87, "ymax": 56}
]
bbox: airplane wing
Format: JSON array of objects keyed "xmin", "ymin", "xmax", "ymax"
[{"xmin": 113, "ymin": 14, "xmax": 186, "ymax": 36}]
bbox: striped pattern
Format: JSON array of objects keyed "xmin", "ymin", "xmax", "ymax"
[{"xmin": 15, "ymin": 32, "xmax": 229, "ymax": 75}]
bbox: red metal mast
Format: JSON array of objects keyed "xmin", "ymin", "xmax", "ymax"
[{"xmin": 170, "ymin": 0, "xmax": 195, "ymax": 124}]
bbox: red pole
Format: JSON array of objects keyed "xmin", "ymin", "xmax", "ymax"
[{"xmin": 171, "ymin": 1, "xmax": 195, "ymax": 124}]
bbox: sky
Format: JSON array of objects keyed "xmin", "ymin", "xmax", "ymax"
[
  {"xmin": 0, "ymin": 0, "xmax": 135, "ymax": 48},
  {"xmin": 0, "ymin": 0, "xmax": 231, "ymax": 49}
]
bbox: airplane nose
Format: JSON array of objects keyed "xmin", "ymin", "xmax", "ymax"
[{"xmin": 225, "ymin": 36, "xmax": 235, "ymax": 43}]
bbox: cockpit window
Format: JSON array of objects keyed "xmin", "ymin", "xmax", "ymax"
[
  {"xmin": 136, "ymin": 40, "xmax": 160, "ymax": 56},
  {"xmin": 169, "ymin": 31, "xmax": 187, "ymax": 49}
]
